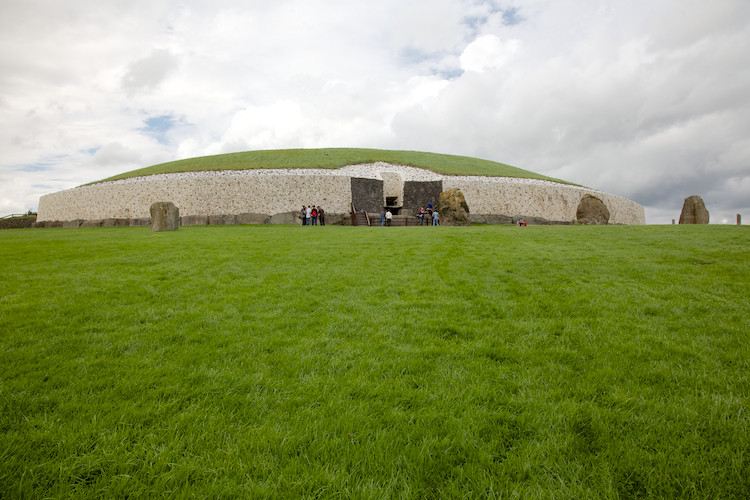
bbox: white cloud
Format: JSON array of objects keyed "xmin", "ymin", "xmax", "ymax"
[{"xmin": 460, "ymin": 35, "xmax": 520, "ymax": 72}]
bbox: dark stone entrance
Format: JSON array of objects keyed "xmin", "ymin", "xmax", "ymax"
[
  {"xmin": 351, "ymin": 177, "xmax": 383, "ymax": 212},
  {"xmin": 402, "ymin": 180, "xmax": 443, "ymax": 213}
]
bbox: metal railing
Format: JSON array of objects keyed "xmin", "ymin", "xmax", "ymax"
[{"xmin": 1, "ymin": 213, "xmax": 37, "ymax": 220}]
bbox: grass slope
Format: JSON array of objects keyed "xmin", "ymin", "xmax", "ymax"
[
  {"xmin": 1, "ymin": 225, "xmax": 749, "ymax": 498},
  {"xmin": 95, "ymin": 148, "xmax": 570, "ymax": 184}
]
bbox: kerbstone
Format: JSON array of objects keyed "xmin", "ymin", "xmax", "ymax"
[
  {"xmin": 236, "ymin": 213, "xmax": 269, "ymax": 225},
  {"xmin": 438, "ymin": 188, "xmax": 471, "ymax": 226},
  {"xmin": 576, "ymin": 195, "xmax": 610, "ymax": 225}
]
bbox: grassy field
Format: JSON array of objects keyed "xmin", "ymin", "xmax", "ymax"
[
  {"xmin": 1, "ymin": 224, "xmax": 748, "ymax": 498},
  {"xmin": 94, "ymin": 148, "xmax": 570, "ymax": 185}
]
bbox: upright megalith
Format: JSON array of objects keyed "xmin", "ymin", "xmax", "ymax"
[
  {"xmin": 576, "ymin": 195, "xmax": 610, "ymax": 225},
  {"xmin": 679, "ymin": 195, "xmax": 709, "ymax": 224},
  {"xmin": 438, "ymin": 188, "xmax": 471, "ymax": 226},
  {"xmin": 150, "ymin": 202, "xmax": 180, "ymax": 231}
]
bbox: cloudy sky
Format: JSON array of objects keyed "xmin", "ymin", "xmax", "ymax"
[{"xmin": 2, "ymin": 0, "xmax": 749, "ymax": 223}]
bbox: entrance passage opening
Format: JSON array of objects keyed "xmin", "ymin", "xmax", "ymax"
[{"xmin": 385, "ymin": 196, "xmax": 402, "ymax": 215}]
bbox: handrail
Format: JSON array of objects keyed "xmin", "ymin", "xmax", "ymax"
[
  {"xmin": 350, "ymin": 203, "xmax": 371, "ymax": 226},
  {"xmin": 1, "ymin": 213, "xmax": 36, "ymax": 220}
]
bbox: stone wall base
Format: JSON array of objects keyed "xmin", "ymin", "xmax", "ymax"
[{"xmin": 31, "ymin": 212, "xmax": 588, "ymax": 228}]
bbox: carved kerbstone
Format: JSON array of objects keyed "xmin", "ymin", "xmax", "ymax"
[
  {"xmin": 150, "ymin": 202, "xmax": 180, "ymax": 231},
  {"xmin": 576, "ymin": 195, "xmax": 610, "ymax": 225},
  {"xmin": 438, "ymin": 188, "xmax": 471, "ymax": 226}
]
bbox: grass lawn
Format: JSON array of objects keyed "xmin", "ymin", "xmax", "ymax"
[
  {"xmin": 94, "ymin": 148, "xmax": 570, "ymax": 185},
  {"xmin": 1, "ymin": 224, "xmax": 748, "ymax": 498}
]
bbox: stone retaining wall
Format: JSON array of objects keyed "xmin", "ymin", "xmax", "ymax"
[{"xmin": 37, "ymin": 164, "xmax": 645, "ymax": 225}]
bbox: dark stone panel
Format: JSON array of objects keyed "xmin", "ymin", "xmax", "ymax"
[
  {"xmin": 402, "ymin": 180, "xmax": 443, "ymax": 213},
  {"xmin": 351, "ymin": 177, "xmax": 384, "ymax": 213}
]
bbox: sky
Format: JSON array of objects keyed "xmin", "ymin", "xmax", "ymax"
[{"xmin": 1, "ymin": 0, "xmax": 749, "ymax": 224}]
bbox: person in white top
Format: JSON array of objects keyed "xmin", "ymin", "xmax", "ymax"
[{"xmin": 385, "ymin": 209, "xmax": 392, "ymax": 226}]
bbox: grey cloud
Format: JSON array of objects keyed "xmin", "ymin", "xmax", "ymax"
[
  {"xmin": 91, "ymin": 142, "xmax": 141, "ymax": 166},
  {"xmin": 121, "ymin": 49, "xmax": 179, "ymax": 97}
]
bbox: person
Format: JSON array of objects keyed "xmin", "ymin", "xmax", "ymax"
[
  {"xmin": 417, "ymin": 207, "xmax": 425, "ymax": 226},
  {"xmin": 305, "ymin": 205, "xmax": 312, "ymax": 226},
  {"xmin": 311, "ymin": 206, "xmax": 318, "ymax": 225},
  {"xmin": 380, "ymin": 208, "xmax": 385, "ymax": 226},
  {"xmin": 385, "ymin": 209, "xmax": 392, "ymax": 226},
  {"xmin": 300, "ymin": 206, "xmax": 307, "ymax": 225},
  {"xmin": 317, "ymin": 206, "xmax": 325, "ymax": 226},
  {"xmin": 432, "ymin": 210, "xmax": 439, "ymax": 226}
]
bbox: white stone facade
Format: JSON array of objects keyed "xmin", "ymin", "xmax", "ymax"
[{"xmin": 37, "ymin": 163, "xmax": 645, "ymax": 224}]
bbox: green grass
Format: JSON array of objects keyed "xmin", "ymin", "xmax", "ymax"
[
  {"xmin": 94, "ymin": 148, "xmax": 570, "ymax": 184},
  {"xmin": 1, "ymin": 225, "xmax": 748, "ymax": 498}
]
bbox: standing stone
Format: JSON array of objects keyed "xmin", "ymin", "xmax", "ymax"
[
  {"xmin": 150, "ymin": 202, "xmax": 180, "ymax": 231},
  {"xmin": 438, "ymin": 188, "xmax": 471, "ymax": 226},
  {"xmin": 576, "ymin": 195, "xmax": 610, "ymax": 225},
  {"xmin": 679, "ymin": 195, "xmax": 709, "ymax": 224}
]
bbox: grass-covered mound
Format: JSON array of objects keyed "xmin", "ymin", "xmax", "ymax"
[
  {"xmin": 1, "ymin": 225, "xmax": 749, "ymax": 497},
  {"xmin": 96, "ymin": 148, "xmax": 569, "ymax": 184}
]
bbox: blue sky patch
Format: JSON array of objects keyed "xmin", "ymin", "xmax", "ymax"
[
  {"xmin": 501, "ymin": 7, "xmax": 522, "ymax": 26},
  {"xmin": 140, "ymin": 114, "xmax": 178, "ymax": 145}
]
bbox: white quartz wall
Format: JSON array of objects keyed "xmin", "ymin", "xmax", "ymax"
[
  {"xmin": 37, "ymin": 164, "xmax": 645, "ymax": 224},
  {"xmin": 442, "ymin": 177, "xmax": 645, "ymax": 225},
  {"xmin": 38, "ymin": 174, "xmax": 353, "ymax": 221}
]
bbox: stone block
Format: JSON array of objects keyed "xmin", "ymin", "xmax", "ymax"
[
  {"xmin": 101, "ymin": 218, "xmax": 130, "ymax": 227},
  {"xmin": 323, "ymin": 213, "xmax": 345, "ymax": 225},
  {"xmin": 208, "ymin": 214, "xmax": 236, "ymax": 225},
  {"xmin": 236, "ymin": 213, "xmax": 269, "ymax": 225},
  {"xmin": 129, "ymin": 218, "xmax": 151, "ymax": 227},
  {"xmin": 268, "ymin": 211, "xmax": 298, "ymax": 224},
  {"xmin": 481, "ymin": 214, "xmax": 515, "ymax": 225},
  {"xmin": 62, "ymin": 220, "xmax": 83, "ymax": 228},
  {"xmin": 181, "ymin": 215, "xmax": 209, "ymax": 226},
  {"xmin": 150, "ymin": 202, "xmax": 180, "ymax": 231}
]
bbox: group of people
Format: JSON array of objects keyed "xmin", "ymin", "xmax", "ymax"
[
  {"xmin": 517, "ymin": 219, "xmax": 527, "ymax": 226},
  {"xmin": 416, "ymin": 206, "xmax": 439, "ymax": 226},
  {"xmin": 300, "ymin": 205, "xmax": 325, "ymax": 226}
]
